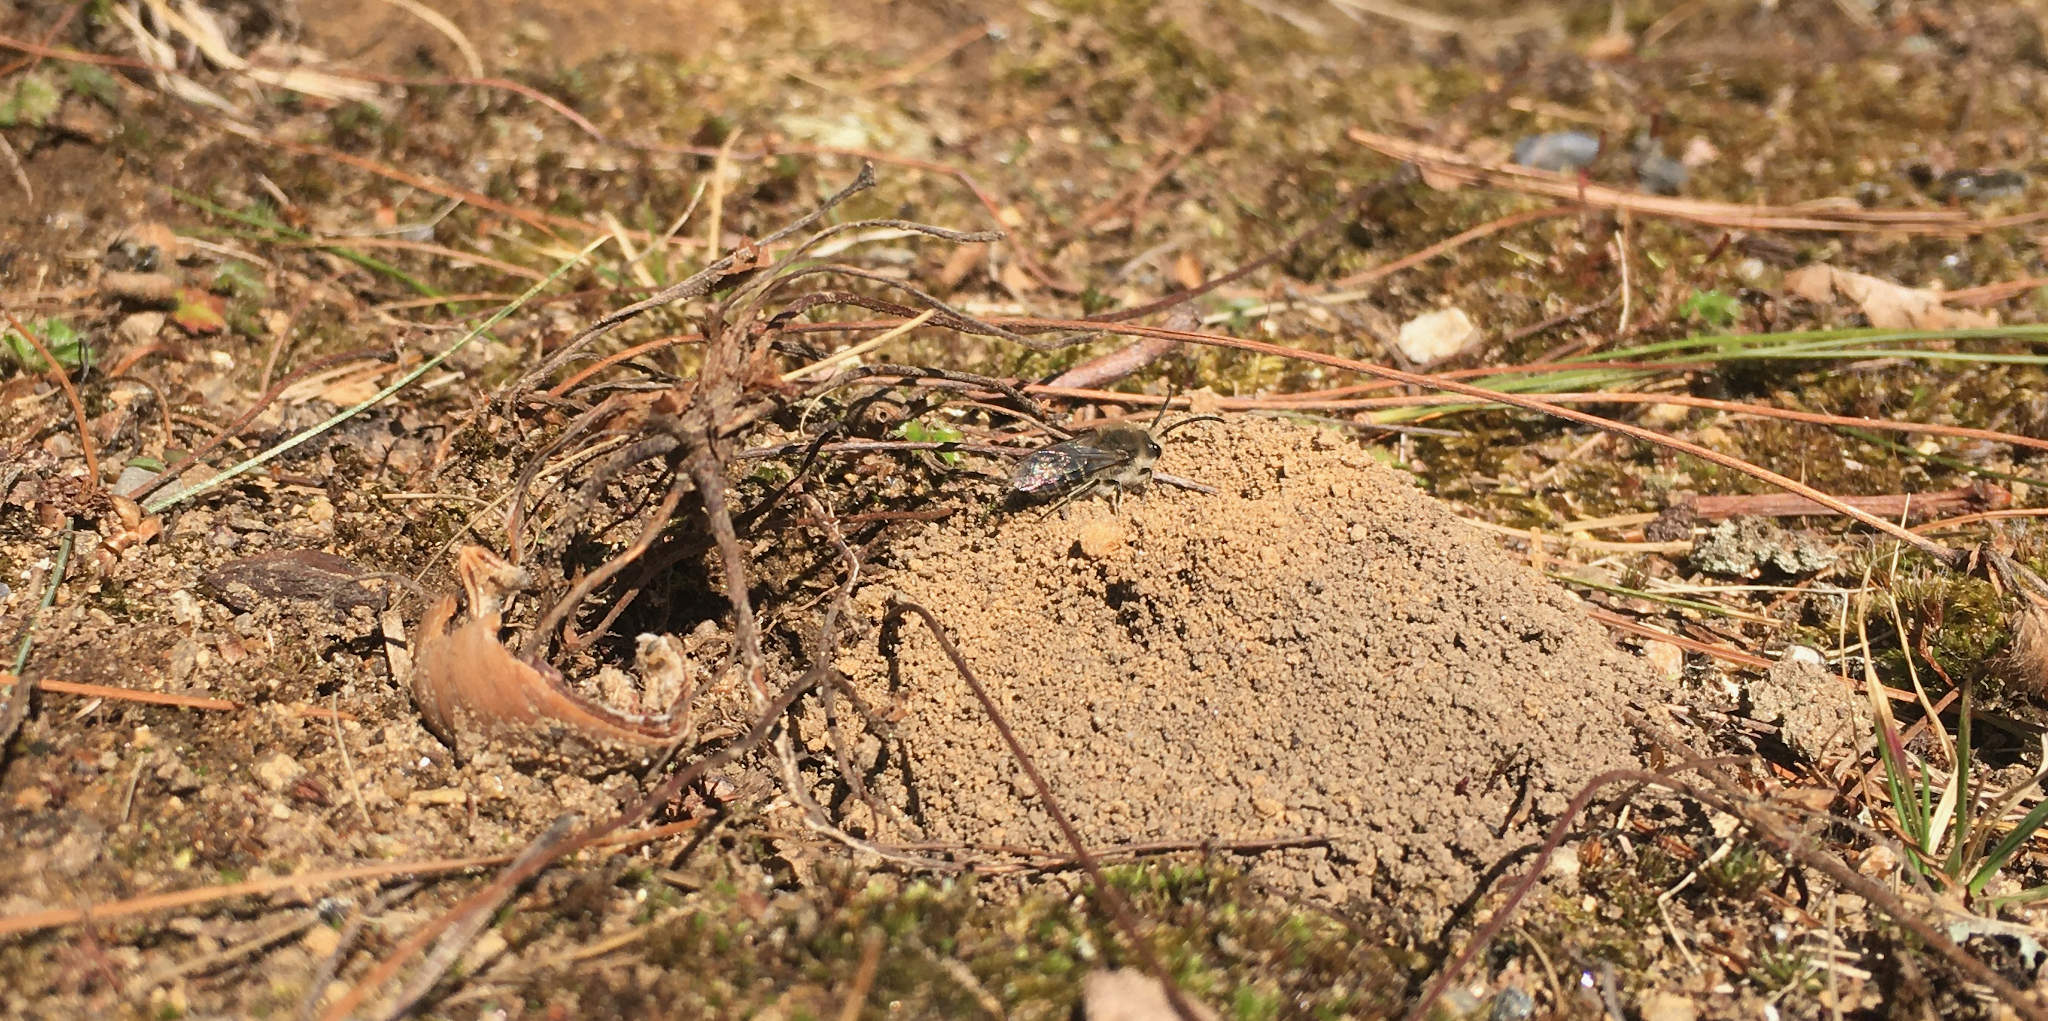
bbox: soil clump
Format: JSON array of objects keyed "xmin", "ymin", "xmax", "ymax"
[{"xmin": 835, "ymin": 419, "xmax": 1677, "ymax": 915}]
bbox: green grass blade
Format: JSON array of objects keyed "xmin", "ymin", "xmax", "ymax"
[
  {"xmin": 170, "ymin": 189, "xmax": 445, "ymax": 301},
  {"xmin": 1943, "ymin": 678, "xmax": 1974, "ymax": 877},
  {"xmin": 141, "ymin": 237, "xmax": 605, "ymax": 514},
  {"xmin": 1969, "ymin": 795, "xmax": 2048, "ymax": 897}
]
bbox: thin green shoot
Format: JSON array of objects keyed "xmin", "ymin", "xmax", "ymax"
[
  {"xmin": 1677, "ymin": 289, "xmax": 1741, "ymax": 329},
  {"xmin": 1838, "ymin": 426, "xmax": 2048, "ymax": 490},
  {"xmin": 1860, "ymin": 555, "xmax": 2048, "ymax": 901},
  {"xmin": 894, "ymin": 419, "xmax": 965, "ymax": 465},
  {"xmin": 169, "ymin": 189, "xmax": 444, "ymax": 303},
  {"xmin": 2, "ymin": 318, "xmax": 91, "ymax": 372},
  {"xmin": 1365, "ymin": 323, "xmax": 2048, "ymax": 426},
  {"xmin": 1548, "ymin": 572, "xmax": 1777, "ymax": 623},
  {"xmin": 141, "ymin": 237, "xmax": 607, "ymax": 514}
]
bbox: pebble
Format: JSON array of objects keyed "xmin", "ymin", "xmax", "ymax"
[
  {"xmin": 302, "ymin": 924, "xmax": 341, "ymax": 958},
  {"xmin": 1935, "ymin": 168, "xmax": 2027, "ymax": 202},
  {"xmin": 1635, "ymin": 148, "xmax": 1688, "ymax": 194},
  {"xmin": 1512, "ymin": 131, "xmax": 1602, "ymax": 172},
  {"xmin": 117, "ymin": 311, "xmax": 166, "ymax": 346},
  {"xmin": 252, "ymin": 752, "xmax": 304, "ymax": 793},
  {"xmin": 1394, "ymin": 307, "xmax": 1482, "ymax": 364},
  {"xmin": 1639, "ymin": 991, "xmax": 1698, "ymax": 1021},
  {"xmin": 1076, "ymin": 519, "xmax": 1126, "ymax": 559},
  {"xmin": 1641, "ymin": 641, "xmax": 1685, "ymax": 680},
  {"xmin": 113, "ymin": 464, "xmax": 160, "ymax": 497},
  {"xmin": 1489, "ymin": 986, "xmax": 1535, "ymax": 1021}
]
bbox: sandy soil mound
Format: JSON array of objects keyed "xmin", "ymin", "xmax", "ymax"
[{"xmin": 834, "ymin": 419, "xmax": 1675, "ymax": 915}]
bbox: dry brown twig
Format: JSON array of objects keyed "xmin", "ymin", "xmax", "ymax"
[
  {"xmin": 4, "ymin": 314, "xmax": 97, "ymax": 486},
  {"xmin": 1402, "ymin": 739, "xmax": 2048, "ymax": 1021},
  {"xmin": 1348, "ymin": 128, "xmax": 2048, "ymax": 235},
  {"xmin": 769, "ymin": 493, "xmax": 951, "ymax": 870},
  {"xmin": 1000, "ymin": 316, "xmax": 1975, "ymax": 570},
  {"xmin": 339, "ymin": 166, "xmax": 1022, "ymax": 1013},
  {"xmin": 888, "ymin": 599, "xmax": 1209, "ymax": 1021}
]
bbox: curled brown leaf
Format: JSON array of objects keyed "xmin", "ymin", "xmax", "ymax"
[{"xmin": 411, "ymin": 546, "xmax": 682, "ymax": 768}]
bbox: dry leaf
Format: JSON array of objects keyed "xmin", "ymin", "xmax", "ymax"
[
  {"xmin": 1584, "ymin": 31, "xmax": 1635, "ymax": 61},
  {"xmin": 412, "ymin": 546, "xmax": 682, "ymax": 768},
  {"xmin": 169, "ymin": 288, "xmax": 226, "ymax": 334},
  {"xmin": 936, "ymin": 243, "xmax": 985, "ymax": 292},
  {"xmin": 1782, "ymin": 264, "xmax": 1997, "ymax": 330}
]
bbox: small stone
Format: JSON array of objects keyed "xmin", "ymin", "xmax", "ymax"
[
  {"xmin": 167, "ymin": 638, "xmax": 212, "ymax": 681},
  {"xmin": 154, "ymin": 758, "xmax": 201, "ymax": 795},
  {"xmin": 1857, "ymin": 844, "xmax": 1899, "ymax": 879},
  {"xmin": 1489, "ymin": 986, "xmax": 1535, "ymax": 1021},
  {"xmin": 252, "ymin": 752, "xmax": 303, "ymax": 794},
  {"xmin": 1394, "ymin": 308, "xmax": 1482, "ymax": 364},
  {"xmin": 1639, "ymin": 991, "xmax": 1698, "ymax": 1021},
  {"xmin": 1633, "ymin": 135, "xmax": 1688, "ymax": 195},
  {"xmin": 1543, "ymin": 844, "xmax": 1580, "ymax": 884},
  {"xmin": 1747, "ymin": 656, "xmax": 1873, "ymax": 764},
  {"xmin": 461, "ymin": 930, "xmax": 509, "ymax": 973},
  {"xmin": 1784, "ymin": 645, "xmax": 1825, "ymax": 667},
  {"xmin": 147, "ymin": 984, "xmax": 189, "ymax": 1020},
  {"xmin": 1435, "ymin": 987, "xmax": 1482, "ymax": 1016},
  {"xmin": 1512, "ymin": 131, "xmax": 1601, "ymax": 173},
  {"xmin": 168, "ymin": 588, "xmax": 204, "ymax": 626},
  {"xmin": 1641, "ymin": 641, "xmax": 1685, "ymax": 680},
  {"xmin": 302, "ymin": 924, "xmax": 341, "ymax": 958},
  {"xmin": 1076, "ymin": 519, "xmax": 1126, "ymax": 559},
  {"xmin": 1252, "ymin": 796, "xmax": 1284, "ymax": 818},
  {"xmin": 1346, "ymin": 522, "xmax": 1371, "ymax": 543},
  {"xmin": 1690, "ymin": 518, "xmax": 1837, "ymax": 577},
  {"xmin": 1082, "ymin": 968, "xmax": 1219, "ymax": 1021},
  {"xmin": 1640, "ymin": 402, "xmax": 1693, "ymax": 431},
  {"xmin": 116, "ymin": 311, "xmax": 166, "ymax": 346},
  {"xmin": 303, "ymin": 496, "xmax": 335, "ymax": 524},
  {"xmin": 114, "ymin": 463, "xmax": 161, "ymax": 497}
]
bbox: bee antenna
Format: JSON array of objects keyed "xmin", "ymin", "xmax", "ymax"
[
  {"xmin": 1156, "ymin": 413, "xmax": 1224, "ymax": 438},
  {"xmin": 1147, "ymin": 382, "xmax": 1179, "ymax": 432}
]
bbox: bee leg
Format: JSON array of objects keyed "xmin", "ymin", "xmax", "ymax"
[{"xmin": 1037, "ymin": 483, "xmax": 1090, "ymax": 520}]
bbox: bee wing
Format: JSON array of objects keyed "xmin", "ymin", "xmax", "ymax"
[{"xmin": 1009, "ymin": 441, "xmax": 1133, "ymax": 494}]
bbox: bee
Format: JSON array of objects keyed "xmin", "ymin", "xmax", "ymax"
[{"xmin": 1009, "ymin": 407, "xmax": 1221, "ymax": 514}]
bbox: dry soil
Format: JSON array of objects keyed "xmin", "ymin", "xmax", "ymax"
[{"xmin": 832, "ymin": 419, "xmax": 1678, "ymax": 918}]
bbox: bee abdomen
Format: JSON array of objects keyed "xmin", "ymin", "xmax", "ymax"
[{"xmin": 1010, "ymin": 450, "xmax": 1085, "ymax": 493}]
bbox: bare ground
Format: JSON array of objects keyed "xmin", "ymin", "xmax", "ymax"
[
  {"xmin": 835, "ymin": 418, "xmax": 1671, "ymax": 918},
  {"xmin": 3, "ymin": 0, "xmax": 2048, "ymax": 1019}
]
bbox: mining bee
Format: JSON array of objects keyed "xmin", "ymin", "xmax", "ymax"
[{"xmin": 1008, "ymin": 404, "xmax": 1221, "ymax": 514}]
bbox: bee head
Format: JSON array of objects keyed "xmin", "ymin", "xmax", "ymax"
[{"xmin": 1093, "ymin": 424, "xmax": 1160, "ymax": 461}]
